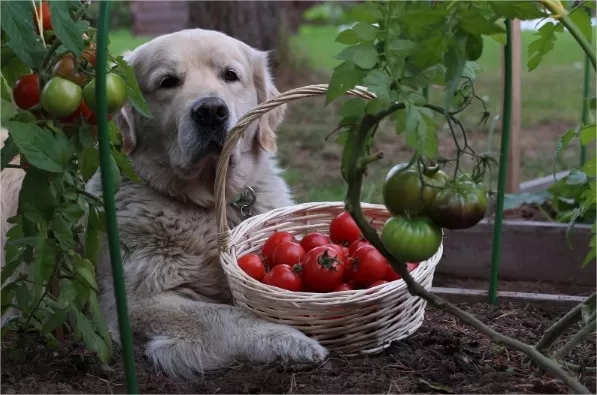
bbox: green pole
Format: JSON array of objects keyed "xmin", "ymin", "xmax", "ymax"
[
  {"xmin": 96, "ymin": 2, "xmax": 139, "ymax": 393},
  {"xmin": 579, "ymin": 7, "xmax": 592, "ymax": 166},
  {"xmin": 488, "ymin": 19, "xmax": 513, "ymax": 305}
]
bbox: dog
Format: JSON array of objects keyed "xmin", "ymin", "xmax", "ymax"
[{"xmin": 1, "ymin": 28, "xmax": 328, "ymax": 379}]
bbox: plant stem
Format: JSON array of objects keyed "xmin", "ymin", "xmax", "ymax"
[
  {"xmin": 342, "ymin": 107, "xmax": 591, "ymax": 395},
  {"xmin": 76, "ymin": 188, "xmax": 103, "ymax": 205},
  {"xmin": 553, "ymin": 314, "xmax": 596, "ymax": 360},
  {"xmin": 534, "ymin": 292, "xmax": 596, "ymax": 353},
  {"xmin": 538, "ymin": 0, "xmax": 596, "ymax": 70}
]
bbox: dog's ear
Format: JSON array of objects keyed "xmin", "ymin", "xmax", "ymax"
[
  {"xmin": 252, "ymin": 49, "xmax": 286, "ymax": 153},
  {"xmin": 113, "ymin": 49, "xmax": 137, "ymax": 155},
  {"xmin": 113, "ymin": 103, "xmax": 136, "ymax": 154}
]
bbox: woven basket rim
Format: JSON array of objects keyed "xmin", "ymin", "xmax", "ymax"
[{"xmin": 214, "ymin": 84, "xmax": 376, "ymax": 252}]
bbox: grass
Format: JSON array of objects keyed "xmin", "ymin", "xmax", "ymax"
[{"xmin": 108, "ymin": 24, "xmax": 595, "ymax": 204}]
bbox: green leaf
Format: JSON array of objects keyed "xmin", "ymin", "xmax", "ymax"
[
  {"xmin": 78, "ymin": 147, "xmax": 99, "ymax": 182},
  {"xmin": 504, "ymin": 191, "xmax": 551, "ymax": 210},
  {"xmin": 412, "ymin": 35, "xmax": 449, "ymax": 69},
  {"xmin": 109, "ymin": 154, "xmax": 122, "ymax": 194},
  {"xmin": 0, "ymin": 1, "xmax": 46, "ymax": 68},
  {"xmin": 325, "ymin": 60, "xmax": 366, "ymax": 104},
  {"xmin": 568, "ymin": 6, "xmax": 593, "ymax": 42},
  {"xmin": 581, "ymin": 157, "xmax": 596, "ymax": 177},
  {"xmin": 110, "ymin": 148, "xmax": 142, "ymax": 182},
  {"xmin": 31, "ymin": 237, "xmax": 59, "ymax": 289},
  {"xmin": 363, "ymin": 69, "xmax": 391, "ymax": 105},
  {"xmin": 457, "ymin": 12, "xmax": 506, "ymax": 35},
  {"xmin": 335, "ymin": 29, "xmax": 361, "ymax": 45},
  {"xmin": 40, "ymin": 308, "xmax": 69, "ymax": 335},
  {"xmin": 113, "ymin": 56, "xmax": 153, "ymax": 118},
  {"xmin": 1, "ymin": 98, "xmax": 17, "ymax": 125},
  {"xmin": 57, "ymin": 278, "xmax": 77, "ymax": 308},
  {"xmin": 18, "ymin": 168, "xmax": 56, "ymax": 222},
  {"xmin": 339, "ymin": 98, "xmax": 367, "ymax": 119},
  {"xmin": 404, "ymin": 104, "xmax": 438, "ymax": 158},
  {"xmin": 0, "ymin": 135, "xmax": 18, "ymax": 169},
  {"xmin": 52, "ymin": 214, "xmax": 74, "ymax": 249},
  {"xmin": 553, "ymin": 128, "xmax": 577, "ymax": 174},
  {"xmin": 6, "ymin": 121, "xmax": 75, "ymax": 173},
  {"xmin": 527, "ymin": 22, "xmax": 559, "ymax": 72},
  {"xmin": 489, "ymin": 1, "xmax": 545, "ymax": 20},
  {"xmin": 581, "ymin": 223, "xmax": 596, "ymax": 268},
  {"xmin": 88, "ymin": 292, "xmax": 113, "ymax": 355},
  {"xmin": 352, "ymin": 22, "xmax": 377, "ymax": 41},
  {"xmin": 70, "ymin": 305, "xmax": 111, "ymax": 364},
  {"xmin": 444, "ymin": 34, "xmax": 467, "ymax": 112},
  {"xmin": 347, "ymin": 2, "xmax": 382, "ymax": 23},
  {"xmin": 1, "ymin": 55, "xmax": 31, "ymax": 88},
  {"xmin": 386, "ymin": 38, "xmax": 418, "ymax": 56},
  {"xmin": 351, "ymin": 43, "xmax": 378, "ymax": 69},
  {"xmin": 48, "ymin": 1, "xmax": 85, "ymax": 57},
  {"xmin": 15, "ymin": 282, "xmax": 31, "ymax": 311},
  {"xmin": 579, "ymin": 124, "xmax": 596, "ymax": 146},
  {"xmin": 76, "ymin": 264, "xmax": 98, "ymax": 292}
]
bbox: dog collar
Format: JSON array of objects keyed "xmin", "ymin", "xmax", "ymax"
[{"xmin": 230, "ymin": 186, "xmax": 256, "ymax": 219}]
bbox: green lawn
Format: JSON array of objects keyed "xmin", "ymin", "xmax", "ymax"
[{"xmin": 107, "ymin": 25, "xmax": 595, "ymax": 204}]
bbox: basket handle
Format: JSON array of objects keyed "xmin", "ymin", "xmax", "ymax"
[{"xmin": 214, "ymin": 83, "xmax": 376, "ymax": 253}]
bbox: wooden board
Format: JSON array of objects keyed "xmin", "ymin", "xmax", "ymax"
[{"xmin": 438, "ymin": 219, "xmax": 596, "ymax": 286}]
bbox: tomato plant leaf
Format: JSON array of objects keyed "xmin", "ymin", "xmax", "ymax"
[
  {"xmin": 15, "ymin": 282, "xmax": 31, "ymax": 312},
  {"xmin": 78, "ymin": 147, "xmax": 99, "ymax": 182},
  {"xmin": 579, "ymin": 124, "xmax": 596, "ymax": 146},
  {"xmin": 489, "ymin": 1, "xmax": 545, "ymax": 19},
  {"xmin": 0, "ymin": 1, "xmax": 46, "ymax": 69},
  {"xmin": 0, "ymin": 135, "xmax": 18, "ymax": 170},
  {"xmin": 113, "ymin": 56, "xmax": 153, "ymax": 118},
  {"xmin": 444, "ymin": 34, "xmax": 467, "ymax": 112},
  {"xmin": 553, "ymin": 128, "xmax": 577, "ymax": 176},
  {"xmin": 404, "ymin": 104, "xmax": 438, "ymax": 158},
  {"xmin": 347, "ymin": 2, "xmax": 382, "ymax": 23},
  {"xmin": 527, "ymin": 22, "xmax": 560, "ymax": 72},
  {"xmin": 387, "ymin": 38, "xmax": 418, "ymax": 56},
  {"xmin": 363, "ymin": 69, "xmax": 391, "ymax": 107},
  {"xmin": 40, "ymin": 308, "xmax": 69, "ymax": 335},
  {"xmin": 351, "ymin": 43, "xmax": 378, "ymax": 70},
  {"xmin": 110, "ymin": 147, "xmax": 142, "ymax": 183},
  {"xmin": 6, "ymin": 121, "xmax": 75, "ymax": 173},
  {"xmin": 326, "ymin": 60, "xmax": 366, "ymax": 104},
  {"xmin": 581, "ymin": 222, "xmax": 596, "ymax": 268},
  {"xmin": 568, "ymin": 5, "xmax": 593, "ymax": 42},
  {"xmin": 88, "ymin": 292, "xmax": 113, "ymax": 355},
  {"xmin": 49, "ymin": 1, "xmax": 85, "ymax": 57},
  {"xmin": 352, "ymin": 22, "xmax": 377, "ymax": 42},
  {"xmin": 18, "ymin": 168, "xmax": 56, "ymax": 223},
  {"xmin": 335, "ymin": 29, "xmax": 361, "ymax": 45},
  {"xmin": 70, "ymin": 305, "xmax": 111, "ymax": 364}
]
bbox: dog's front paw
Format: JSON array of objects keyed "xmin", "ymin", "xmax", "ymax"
[{"xmin": 252, "ymin": 325, "xmax": 329, "ymax": 364}]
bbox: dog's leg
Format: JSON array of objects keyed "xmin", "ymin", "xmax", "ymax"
[{"xmin": 128, "ymin": 293, "xmax": 328, "ymax": 379}]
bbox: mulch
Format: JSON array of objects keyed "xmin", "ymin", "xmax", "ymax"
[{"xmin": 2, "ymin": 299, "xmax": 595, "ymax": 394}]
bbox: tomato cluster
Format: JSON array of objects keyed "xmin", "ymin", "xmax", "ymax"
[
  {"xmin": 237, "ymin": 211, "xmax": 420, "ymax": 293},
  {"xmin": 11, "ymin": 2, "xmax": 127, "ymax": 130},
  {"xmin": 381, "ymin": 162, "xmax": 489, "ymax": 263}
]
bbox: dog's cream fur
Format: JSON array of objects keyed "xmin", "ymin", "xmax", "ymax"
[{"xmin": 1, "ymin": 29, "xmax": 328, "ymax": 379}]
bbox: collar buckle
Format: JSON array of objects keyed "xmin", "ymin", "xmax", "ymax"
[{"xmin": 230, "ymin": 186, "xmax": 256, "ymax": 218}]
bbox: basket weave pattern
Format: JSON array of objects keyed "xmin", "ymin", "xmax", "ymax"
[{"xmin": 214, "ymin": 85, "xmax": 443, "ymax": 355}]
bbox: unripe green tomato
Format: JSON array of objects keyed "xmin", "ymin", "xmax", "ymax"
[
  {"xmin": 83, "ymin": 73, "xmax": 128, "ymax": 114},
  {"xmin": 40, "ymin": 77, "xmax": 83, "ymax": 117},
  {"xmin": 381, "ymin": 215, "xmax": 442, "ymax": 263}
]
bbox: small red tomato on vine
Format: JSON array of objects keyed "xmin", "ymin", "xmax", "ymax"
[
  {"xmin": 301, "ymin": 245, "xmax": 345, "ymax": 292},
  {"xmin": 261, "ymin": 231, "xmax": 296, "ymax": 266},
  {"xmin": 271, "ymin": 241, "xmax": 305, "ymax": 268},
  {"xmin": 329, "ymin": 211, "xmax": 362, "ymax": 245},
  {"xmin": 299, "ymin": 232, "xmax": 330, "ymax": 252},
  {"xmin": 13, "ymin": 73, "xmax": 40, "ymax": 110},
  {"xmin": 34, "ymin": 1, "xmax": 52, "ymax": 32},
  {"xmin": 51, "ymin": 53, "xmax": 89, "ymax": 86},
  {"xmin": 237, "ymin": 253, "xmax": 266, "ymax": 282}
]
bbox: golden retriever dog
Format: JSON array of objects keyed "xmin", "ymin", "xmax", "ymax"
[{"xmin": 1, "ymin": 28, "xmax": 328, "ymax": 379}]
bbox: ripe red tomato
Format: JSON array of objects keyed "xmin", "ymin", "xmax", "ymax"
[
  {"xmin": 60, "ymin": 99, "xmax": 94, "ymax": 124},
  {"xmin": 348, "ymin": 239, "xmax": 370, "ymax": 257},
  {"xmin": 34, "ymin": 1, "xmax": 52, "ymax": 31},
  {"xmin": 334, "ymin": 282, "xmax": 354, "ymax": 292},
  {"xmin": 302, "ymin": 245, "xmax": 345, "ymax": 292},
  {"xmin": 262, "ymin": 231, "xmax": 296, "ymax": 266},
  {"xmin": 237, "ymin": 253, "xmax": 266, "ymax": 281},
  {"xmin": 299, "ymin": 232, "xmax": 330, "ymax": 252},
  {"xmin": 351, "ymin": 245, "xmax": 388, "ymax": 286},
  {"xmin": 13, "ymin": 74, "xmax": 40, "ymax": 110},
  {"xmin": 271, "ymin": 241, "xmax": 305, "ymax": 268},
  {"xmin": 263, "ymin": 264, "xmax": 303, "ymax": 292},
  {"xmin": 329, "ymin": 211, "xmax": 362, "ymax": 246},
  {"xmin": 385, "ymin": 262, "xmax": 420, "ymax": 282},
  {"xmin": 327, "ymin": 243, "xmax": 347, "ymax": 264},
  {"xmin": 369, "ymin": 280, "xmax": 389, "ymax": 288}
]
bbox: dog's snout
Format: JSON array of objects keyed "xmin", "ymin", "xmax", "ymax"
[{"xmin": 191, "ymin": 97, "xmax": 229, "ymax": 128}]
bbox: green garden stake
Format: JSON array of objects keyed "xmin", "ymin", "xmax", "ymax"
[
  {"xmin": 488, "ymin": 19, "xmax": 514, "ymax": 305},
  {"xmin": 96, "ymin": 1, "xmax": 139, "ymax": 393},
  {"xmin": 579, "ymin": 7, "xmax": 592, "ymax": 167}
]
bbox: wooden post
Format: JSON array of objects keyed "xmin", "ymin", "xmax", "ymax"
[{"xmin": 504, "ymin": 19, "xmax": 521, "ymax": 193}]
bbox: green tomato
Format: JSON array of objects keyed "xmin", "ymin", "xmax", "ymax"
[
  {"xmin": 465, "ymin": 33, "xmax": 484, "ymax": 61},
  {"xmin": 40, "ymin": 77, "xmax": 83, "ymax": 117},
  {"xmin": 381, "ymin": 215, "xmax": 442, "ymax": 263},
  {"xmin": 83, "ymin": 73, "xmax": 128, "ymax": 114},
  {"xmin": 429, "ymin": 179, "xmax": 489, "ymax": 230},
  {"xmin": 383, "ymin": 162, "xmax": 449, "ymax": 217}
]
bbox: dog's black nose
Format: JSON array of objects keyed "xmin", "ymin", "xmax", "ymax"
[{"xmin": 191, "ymin": 97, "xmax": 229, "ymax": 128}]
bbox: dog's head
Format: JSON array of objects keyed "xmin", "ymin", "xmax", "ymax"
[{"xmin": 114, "ymin": 28, "xmax": 286, "ymax": 206}]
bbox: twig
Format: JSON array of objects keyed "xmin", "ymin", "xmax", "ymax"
[
  {"xmin": 553, "ymin": 315, "xmax": 596, "ymax": 360},
  {"xmin": 534, "ymin": 292, "xmax": 596, "ymax": 353},
  {"xmin": 342, "ymin": 107, "xmax": 591, "ymax": 395},
  {"xmin": 76, "ymin": 188, "xmax": 103, "ymax": 205}
]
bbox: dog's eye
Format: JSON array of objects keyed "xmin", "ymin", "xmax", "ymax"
[
  {"xmin": 222, "ymin": 69, "xmax": 239, "ymax": 83},
  {"xmin": 159, "ymin": 75, "xmax": 181, "ymax": 89}
]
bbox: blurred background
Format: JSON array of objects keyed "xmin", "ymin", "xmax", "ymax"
[{"xmin": 90, "ymin": 1, "xmax": 596, "ymax": 205}]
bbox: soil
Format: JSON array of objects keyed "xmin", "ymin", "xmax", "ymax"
[{"xmin": 2, "ymin": 300, "xmax": 595, "ymax": 394}]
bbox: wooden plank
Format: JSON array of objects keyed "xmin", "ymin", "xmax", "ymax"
[
  {"xmin": 438, "ymin": 219, "xmax": 596, "ymax": 286},
  {"xmin": 431, "ymin": 287, "xmax": 587, "ymax": 308},
  {"xmin": 506, "ymin": 19, "xmax": 521, "ymax": 193},
  {"xmin": 519, "ymin": 170, "xmax": 570, "ymax": 192}
]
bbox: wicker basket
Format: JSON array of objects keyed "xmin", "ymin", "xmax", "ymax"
[{"xmin": 214, "ymin": 84, "xmax": 443, "ymax": 356}]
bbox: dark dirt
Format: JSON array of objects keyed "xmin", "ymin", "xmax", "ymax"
[{"xmin": 2, "ymin": 300, "xmax": 595, "ymax": 394}]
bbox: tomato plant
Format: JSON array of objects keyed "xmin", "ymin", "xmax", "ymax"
[
  {"xmin": 301, "ymin": 245, "xmax": 345, "ymax": 292},
  {"xmin": 329, "ymin": 211, "xmax": 362, "ymax": 245},
  {"xmin": 261, "ymin": 231, "xmax": 296, "ymax": 266},
  {"xmin": 300, "ymin": 232, "xmax": 330, "ymax": 252},
  {"xmin": 0, "ymin": 0, "xmax": 152, "ymax": 366},
  {"xmin": 271, "ymin": 241, "xmax": 305, "ymax": 268},
  {"xmin": 237, "ymin": 253, "xmax": 266, "ymax": 281}
]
